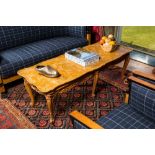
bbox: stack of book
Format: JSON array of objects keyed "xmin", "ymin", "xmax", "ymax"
[{"xmin": 65, "ymin": 49, "xmax": 100, "ymax": 67}]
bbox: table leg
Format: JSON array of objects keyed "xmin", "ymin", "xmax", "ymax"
[
  {"xmin": 121, "ymin": 55, "xmax": 130, "ymax": 80},
  {"xmin": 24, "ymin": 79, "xmax": 35, "ymax": 107},
  {"xmin": 92, "ymin": 71, "xmax": 99, "ymax": 97},
  {"xmin": 45, "ymin": 94, "xmax": 54, "ymax": 123}
]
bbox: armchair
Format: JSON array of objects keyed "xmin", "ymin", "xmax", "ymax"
[{"xmin": 70, "ymin": 70, "xmax": 155, "ymax": 129}]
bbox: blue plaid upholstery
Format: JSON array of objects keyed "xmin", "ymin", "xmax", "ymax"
[
  {"xmin": 129, "ymin": 82, "xmax": 155, "ymax": 121},
  {"xmin": 64, "ymin": 26, "xmax": 86, "ymax": 38},
  {"xmin": 73, "ymin": 120, "xmax": 88, "ymax": 129},
  {"xmin": 0, "ymin": 26, "xmax": 67, "ymax": 51},
  {"xmin": 97, "ymin": 104, "xmax": 155, "ymax": 129},
  {"xmin": 0, "ymin": 36, "xmax": 87, "ymax": 78},
  {"xmin": 0, "ymin": 26, "xmax": 86, "ymax": 52},
  {"xmin": 73, "ymin": 104, "xmax": 155, "ymax": 129},
  {"xmin": 97, "ymin": 81, "xmax": 155, "ymax": 129}
]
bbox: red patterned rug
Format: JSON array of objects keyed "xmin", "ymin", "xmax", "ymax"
[
  {"xmin": 0, "ymin": 99, "xmax": 36, "ymax": 129},
  {"xmin": 4, "ymin": 67, "xmax": 129, "ymax": 129}
]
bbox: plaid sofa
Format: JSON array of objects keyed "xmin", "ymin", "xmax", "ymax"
[
  {"xmin": 71, "ymin": 76, "xmax": 155, "ymax": 129},
  {"xmin": 0, "ymin": 26, "xmax": 87, "ymax": 78}
]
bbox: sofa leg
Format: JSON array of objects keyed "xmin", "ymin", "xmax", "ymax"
[
  {"xmin": 86, "ymin": 34, "xmax": 91, "ymax": 44},
  {"xmin": 124, "ymin": 93, "xmax": 129, "ymax": 104},
  {"xmin": 0, "ymin": 85, "xmax": 7, "ymax": 99},
  {"xmin": 0, "ymin": 85, "xmax": 5, "ymax": 93},
  {"xmin": 0, "ymin": 76, "xmax": 5, "ymax": 93}
]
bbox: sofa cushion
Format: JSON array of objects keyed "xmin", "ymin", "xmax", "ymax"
[
  {"xmin": 0, "ymin": 36, "xmax": 87, "ymax": 78},
  {"xmin": 0, "ymin": 26, "xmax": 67, "ymax": 51},
  {"xmin": 130, "ymin": 82, "xmax": 155, "ymax": 121},
  {"xmin": 64, "ymin": 26, "xmax": 87, "ymax": 38},
  {"xmin": 97, "ymin": 104, "xmax": 155, "ymax": 129}
]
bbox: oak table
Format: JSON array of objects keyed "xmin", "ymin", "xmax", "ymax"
[{"xmin": 18, "ymin": 43, "xmax": 132, "ymax": 123}]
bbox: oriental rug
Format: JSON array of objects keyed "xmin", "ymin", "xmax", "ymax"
[{"xmin": 3, "ymin": 67, "xmax": 128, "ymax": 129}]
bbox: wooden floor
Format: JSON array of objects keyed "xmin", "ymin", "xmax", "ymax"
[{"xmin": 117, "ymin": 59, "xmax": 154, "ymax": 75}]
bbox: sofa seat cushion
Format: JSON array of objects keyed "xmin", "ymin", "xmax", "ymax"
[
  {"xmin": 97, "ymin": 104, "xmax": 155, "ymax": 129},
  {"xmin": 0, "ymin": 36, "xmax": 87, "ymax": 78},
  {"xmin": 130, "ymin": 82, "xmax": 155, "ymax": 121}
]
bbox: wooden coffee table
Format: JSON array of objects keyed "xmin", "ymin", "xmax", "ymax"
[{"xmin": 18, "ymin": 43, "xmax": 132, "ymax": 123}]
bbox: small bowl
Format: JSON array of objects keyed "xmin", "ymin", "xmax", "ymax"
[{"xmin": 35, "ymin": 65, "xmax": 60, "ymax": 78}]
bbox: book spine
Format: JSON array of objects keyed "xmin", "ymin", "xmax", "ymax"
[
  {"xmin": 65, "ymin": 53, "xmax": 83, "ymax": 64},
  {"xmin": 84, "ymin": 57, "xmax": 99, "ymax": 66},
  {"xmin": 65, "ymin": 53, "xmax": 83, "ymax": 65},
  {"xmin": 82, "ymin": 53, "xmax": 99, "ymax": 61},
  {"xmin": 84, "ymin": 55, "xmax": 99, "ymax": 62}
]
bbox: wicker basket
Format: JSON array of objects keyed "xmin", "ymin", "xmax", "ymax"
[{"xmin": 101, "ymin": 44, "xmax": 118, "ymax": 52}]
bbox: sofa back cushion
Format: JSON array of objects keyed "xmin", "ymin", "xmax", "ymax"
[
  {"xmin": 64, "ymin": 26, "xmax": 87, "ymax": 38},
  {"xmin": 129, "ymin": 81, "xmax": 155, "ymax": 121},
  {"xmin": 0, "ymin": 26, "xmax": 65, "ymax": 51}
]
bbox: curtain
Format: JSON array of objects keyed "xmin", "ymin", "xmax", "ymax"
[
  {"xmin": 104, "ymin": 26, "xmax": 115, "ymax": 36},
  {"xmin": 114, "ymin": 26, "xmax": 122, "ymax": 43},
  {"xmin": 91, "ymin": 26, "xmax": 104, "ymax": 43}
]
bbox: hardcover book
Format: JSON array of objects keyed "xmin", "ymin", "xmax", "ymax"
[{"xmin": 65, "ymin": 49, "xmax": 100, "ymax": 67}]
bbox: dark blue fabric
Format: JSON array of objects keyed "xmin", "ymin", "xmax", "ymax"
[
  {"xmin": 97, "ymin": 104, "xmax": 155, "ymax": 129},
  {"xmin": 0, "ymin": 26, "xmax": 63, "ymax": 51},
  {"xmin": 96, "ymin": 80, "xmax": 155, "ymax": 129},
  {"xmin": 0, "ymin": 26, "xmax": 86, "ymax": 52},
  {"xmin": 129, "ymin": 82, "xmax": 155, "ymax": 121},
  {"xmin": 64, "ymin": 26, "xmax": 86, "ymax": 38},
  {"xmin": 73, "ymin": 120, "xmax": 88, "ymax": 129},
  {"xmin": 0, "ymin": 36, "xmax": 87, "ymax": 78}
]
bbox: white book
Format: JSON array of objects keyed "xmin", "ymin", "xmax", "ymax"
[
  {"xmin": 66, "ymin": 49, "xmax": 99, "ymax": 60},
  {"xmin": 65, "ymin": 49, "xmax": 100, "ymax": 67}
]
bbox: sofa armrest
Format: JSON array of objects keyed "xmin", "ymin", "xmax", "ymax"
[
  {"xmin": 128, "ymin": 76, "xmax": 155, "ymax": 90},
  {"xmin": 70, "ymin": 110, "xmax": 103, "ymax": 129},
  {"xmin": 132, "ymin": 70, "xmax": 155, "ymax": 81}
]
